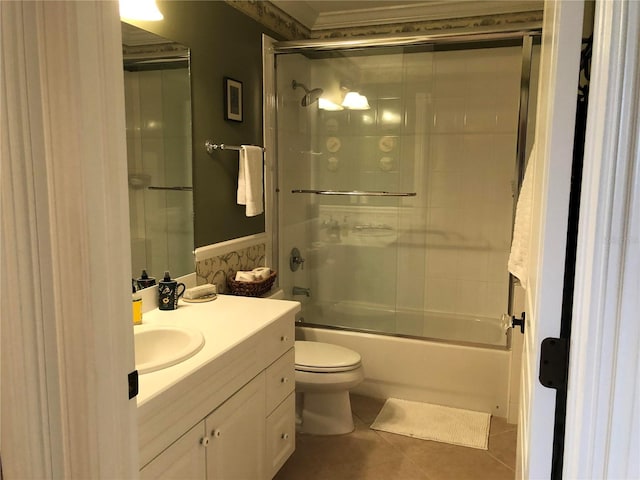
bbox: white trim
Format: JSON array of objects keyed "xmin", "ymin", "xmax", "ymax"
[
  {"xmin": 270, "ymin": 0, "xmax": 319, "ymax": 30},
  {"xmin": 564, "ymin": 1, "xmax": 640, "ymax": 478},
  {"xmin": 273, "ymin": 1, "xmax": 543, "ymax": 31},
  {"xmin": 193, "ymin": 233, "xmax": 270, "ymax": 263},
  {"xmin": 1, "ymin": 1, "xmax": 137, "ymax": 478}
]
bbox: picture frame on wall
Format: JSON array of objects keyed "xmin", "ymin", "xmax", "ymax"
[{"xmin": 224, "ymin": 77, "xmax": 243, "ymax": 122}]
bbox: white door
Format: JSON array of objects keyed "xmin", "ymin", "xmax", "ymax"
[
  {"xmin": 1, "ymin": 1, "xmax": 138, "ymax": 478},
  {"xmin": 516, "ymin": 1, "xmax": 585, "ymax": 479}
]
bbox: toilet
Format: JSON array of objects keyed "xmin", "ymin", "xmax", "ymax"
[
  {"xmin": 263, "ymin": 288, "xmax": 364, "ymax": 435},
  {"xmin": 294, "ymin": 341, "xmax": 364, "ymax": 435}
]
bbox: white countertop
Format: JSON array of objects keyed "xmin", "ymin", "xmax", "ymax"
[{"xmin": 136, "ymin": 294, "xmax": 301, "ymax": 406}]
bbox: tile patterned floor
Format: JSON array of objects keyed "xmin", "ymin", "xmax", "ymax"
[{"xmin": 274, "ymin": 394, "xmax": 517, "ymax": 480}]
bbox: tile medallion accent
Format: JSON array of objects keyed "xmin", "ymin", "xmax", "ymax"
[{"xmin": 196, "ymin": 243, "xmax": 266, "ymax": 293}]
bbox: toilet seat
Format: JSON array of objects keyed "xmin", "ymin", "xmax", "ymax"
[{"xmin": 295, "ymin": 341, "xmax": 361, "ymax": 373}]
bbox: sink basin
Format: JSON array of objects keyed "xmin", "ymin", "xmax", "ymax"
[{"xmin": 134, "ymin": 324, "xmax": 205, "ymax": 374}]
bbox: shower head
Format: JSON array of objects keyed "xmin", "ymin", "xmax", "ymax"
[{"xmin": 292, "ymin": 80, "xmax": 324, "ymax": 107}]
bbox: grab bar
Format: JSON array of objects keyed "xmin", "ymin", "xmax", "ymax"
[
  {"xmin": 292, "ymin": 189, "xmax": 416, "ymax": 197},
  {"xmin": 148, "ymin": 186, "xmax": 193, "ymax": 191}
]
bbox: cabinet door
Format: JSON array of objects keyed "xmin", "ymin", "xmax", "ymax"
[
  {"xmin": 266, "ymin": 393, "xmax": 295, "ymax": 478},
  {"xmin": 205, "ymin": 372, "xmax": 266, "ymax": 480},
  {"xmin": 140, "ymin": 422, "xmax": 207, "ymax": 480}
]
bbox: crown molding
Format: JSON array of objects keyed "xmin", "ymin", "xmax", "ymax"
[
  {"xmin": 270, "ymin": 1, "xmax": 542, "ymax": 31},
  {"xmin": 313, "ymin": 1, "xmax": 543, "ymax": 30},
  {"xmin": 225, "ymin": 1, "xmax": 311, "ymax": 40},
  {"xmin": 269, "ymin": 0, "xmax": 319, "ymax": 29}
]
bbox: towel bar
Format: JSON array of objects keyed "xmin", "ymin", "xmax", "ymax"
[{"xmin": 205, "ymin": 140, "xmax": 265, "ymax": 154}]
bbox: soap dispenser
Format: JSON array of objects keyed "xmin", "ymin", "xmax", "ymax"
[
  {"xmin": 136, "ymin": 269, "xmax": 156, "ymax": 289},
  {"xmin": 158, "ymin": 271, "xmax": 186, "ymax": 311}
]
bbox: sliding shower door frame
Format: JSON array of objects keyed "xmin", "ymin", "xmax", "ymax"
[{"xmin": 267, "ymin": 26, "xmax": 541, "ymax": 348}]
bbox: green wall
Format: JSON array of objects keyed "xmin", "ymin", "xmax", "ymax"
[{"xmin": 128, "ymin": 1, "xmax": 282, "ymax": 247}]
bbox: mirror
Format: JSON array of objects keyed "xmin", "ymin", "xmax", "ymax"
[{"xmin": 122, "ymin": 22, "xmax": 194, "ymax": 283}]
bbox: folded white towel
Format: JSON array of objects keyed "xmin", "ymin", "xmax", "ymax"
[
  {"xmin": 508, "ymin": 144, "xmax": 536, "ymax": 290},
  {"xmin": 235, "ymin": 271, "xmax": 257, "ymax": 282},
  {"xmin": 237, "ymin": 145, "xmax": 264, "ymax": 217},
  {"xmin": 252, "ymin": 267, "xmax": 271, "ymax": 280}
]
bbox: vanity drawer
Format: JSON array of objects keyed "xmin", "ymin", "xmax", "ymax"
[
  {"xmin": 266, "ymin": 392, "xmax": 295, "ymax": 479},
  {"xmin": 262, "ymin": 313, "xmax": 295, "ymax": 365},
  {"xmin": 266, "ymin": 348, "xmax": 295, "ymax": 414}
]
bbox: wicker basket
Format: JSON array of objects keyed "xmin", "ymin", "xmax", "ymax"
[{"xmin": 227, "ymin": 270, "xmax": 277, "ymax": 297}]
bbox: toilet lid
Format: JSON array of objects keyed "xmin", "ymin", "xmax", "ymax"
[{"xmin": 295, "ymin": 341, "xmax": 361, "ymax": 373}]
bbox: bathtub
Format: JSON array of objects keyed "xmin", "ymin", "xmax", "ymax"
[
  {"xmin": 295, "ymin": 302, "xmax": 512, "ymax": 417},
  {"xmin": 305, "ymin": 301, "xmax": 510, "ymax": 347}
]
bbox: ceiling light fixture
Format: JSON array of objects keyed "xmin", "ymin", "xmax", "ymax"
[{"xmin": 119, "ymin": 0, "xmax": 164, "ymax": 21}]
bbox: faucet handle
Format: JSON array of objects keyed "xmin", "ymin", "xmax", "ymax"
[{"xmin": 289, "ymin": 247, "xmax": 305, "ymax": 271}]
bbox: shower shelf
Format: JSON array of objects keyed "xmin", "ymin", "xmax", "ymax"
[{"xmin": 291, "ymin": 189, "xmax": 416, "ymax": 197}]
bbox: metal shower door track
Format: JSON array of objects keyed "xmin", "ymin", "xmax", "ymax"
[{"xmin": 272, "ymin": 23, "xmax": 541, "ymax": 53}]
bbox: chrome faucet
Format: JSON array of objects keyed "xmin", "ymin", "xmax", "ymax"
[{"xmin": 292, "ymin": 286, "xmax": 311, "ymax": 297}]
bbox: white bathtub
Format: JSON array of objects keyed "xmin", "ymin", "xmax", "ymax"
[
  {"xmin": 295, "ymin": 303, "xmax": 513, "ymax": 417},
  {"xmin": 310, "ymin": 301, "xmax": 510, "ymax": 347}
]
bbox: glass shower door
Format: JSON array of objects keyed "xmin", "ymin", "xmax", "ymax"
[{"xmin": 275, "ymin": 43, "xmax": 526, "ymax": 347}]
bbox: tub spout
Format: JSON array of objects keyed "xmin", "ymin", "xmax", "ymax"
[{"xmin": 292, "ymin": 286, "xmax": 311, "ymax": 297}]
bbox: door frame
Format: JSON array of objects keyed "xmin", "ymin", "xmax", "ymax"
[
  {"xmin": 1, "ymin": 1, "xmax": 138, "ymax": 477},
  {"xmin": 563, "ymin": 1, "xmax": 640, "ymax": 477}
]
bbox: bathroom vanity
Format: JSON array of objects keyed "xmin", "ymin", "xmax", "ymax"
[{"xmin": 136, "ymin": 295, "xmax": 300, "ymax": 479}]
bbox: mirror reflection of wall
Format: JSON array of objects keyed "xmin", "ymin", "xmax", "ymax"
[{"xmin": 122, "ymin": 22, "xmax": 194, "ymax": 282}]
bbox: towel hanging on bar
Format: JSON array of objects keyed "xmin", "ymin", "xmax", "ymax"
[{"xmin": 237, "ymin": 145, "xmax": 264, "ymax": 217}]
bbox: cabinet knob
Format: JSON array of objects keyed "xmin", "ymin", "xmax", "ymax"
[
  {"xmin": 280, "ymin": 377, "xmax": 288, "ymax": 384},
  {"xmin": 201, "ymin": 437, "xmax": 210, "ymax": 447},
  {"xmin": 281, "ymin": 433, "xmax": 289, "ymax": 440},
  {"xmin": 212, "ymin": 429, "xmax": 222, "ymax": 438},
  {"xmin": 280, "ymin": 335, "xmax": 288, "ymax": 342}
]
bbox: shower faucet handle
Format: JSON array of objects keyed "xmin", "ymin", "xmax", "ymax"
[{"xmin": 289, "ymin": 247, "xmax": 305, "ymax": 271}]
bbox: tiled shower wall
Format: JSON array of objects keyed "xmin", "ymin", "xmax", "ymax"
[
  {"xmin": 124, "ymin": 68, "xmax": 193, "ymax": 281},
  {"xmin": 418, "ymin": 47, "xmax": 521, "ymax": 319},
  {"xmin": 276, "ymin": 54, "xmax": 313, "ymax": 302}
]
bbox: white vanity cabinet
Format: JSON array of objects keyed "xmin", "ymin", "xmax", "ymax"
[
  {"xmin": 138, "ymin": 297, "xmax": 299, "ymax": 480},
  {"xmin": 140, "ymin": 422, "xmax": 206, "ymax": 480},
  {"xmin": 205, "ymin": 372, "xmax": 266, "ymax": 479}
]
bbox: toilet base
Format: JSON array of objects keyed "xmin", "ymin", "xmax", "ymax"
[{"xmin": 298, "ymin": 390, "xmax": 355, "ymax": 435}]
